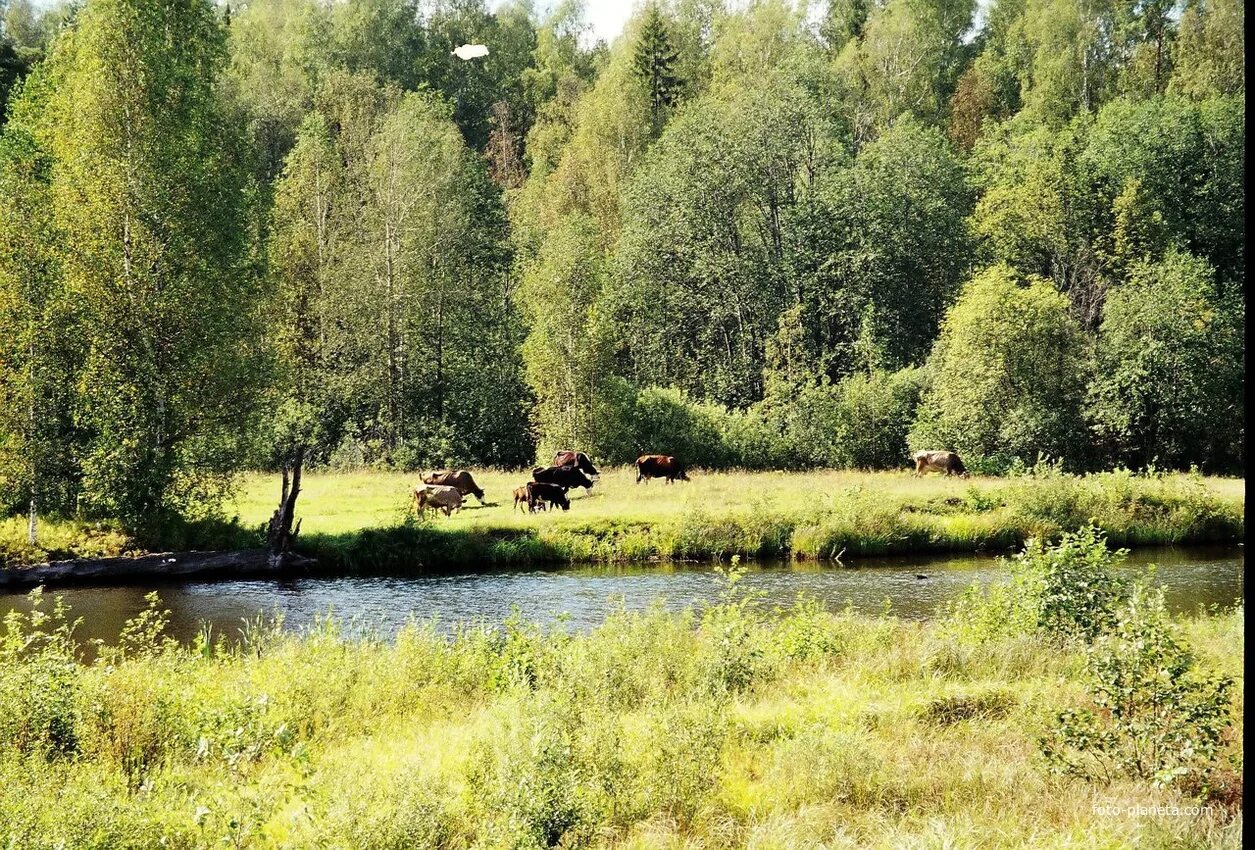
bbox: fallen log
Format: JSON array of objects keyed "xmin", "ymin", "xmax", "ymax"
[{"xmin": 0, "ymin": 548, "xmax": 317, "ymax": 589}]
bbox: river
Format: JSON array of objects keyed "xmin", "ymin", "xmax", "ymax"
[{"xmin": 0, "ymin": 545, "xmax": 1242, "ymax": 648}]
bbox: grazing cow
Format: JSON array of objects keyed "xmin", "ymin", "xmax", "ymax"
[
  {"xmin": 414, "ymin": 484, "xmax": 464, "ymax": 516},
  {"xmin": 912, "ymin": 450, "xmax": 968, "ymax": 478},
  {"xmin": 422, "ymin": 469, "xmax": 485, "ymax": 503},
  {"xmin": 552, "ymin": 450, "xmax": 599, "ymax": 478},
  {"xmin": 527, "ymin": 481, "xmax": 570, "ymax": 511},
  {"xmin": 532, "ymin": 465, "xmax": 595, "ymax": 490},
  {"xmin": 635, "ymin": 455, "xmax": 689, "ymax": 484}
]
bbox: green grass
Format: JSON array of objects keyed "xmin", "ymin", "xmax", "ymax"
[
  {"xmin": 0, "ymin": 585, "xmax": 1242, "ymax": 848},
  {"xmin": 228, "ymin": 467, "xmax": 1243, "ymax": 571},
  {"xmin": 2, "ymin": 467, "xmax": 1245, "ymax": 570}
]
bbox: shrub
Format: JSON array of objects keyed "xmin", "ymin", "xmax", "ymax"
[
  {"xmin": 1015, "ymin": 525, "xmax": 1129, "ymax": 642},
  {"xmin": 699, "ymin": 563, "xmax": 769, "ymax": 695},
  {"xmin": 829, "ymin": 367, "xmax": 925, "ymax": 469},
  {"xmin": 630, "ymin": 386, "xmax": 734, "ymax": 469},
  {"xmin": 946, "ymin": 525, "xmax": 1129, "ymax": 644},
  {"xmin": 910, "ymin": 264, "xmax": 1091, "ymax": 471},
  {"xmin": 1042, "ymin": 584, "xmax": 1234, "ymax": 791},
  {"xmin": 0, "ymin": 589, "xmax": 81, "ymax": 759}
]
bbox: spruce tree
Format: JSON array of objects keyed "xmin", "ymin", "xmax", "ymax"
[{"xmin": 632, "ymin": 5, "xmax": 682, "ymax": 130}]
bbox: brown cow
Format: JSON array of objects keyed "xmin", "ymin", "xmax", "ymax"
[
  {"xmin": 552, "ymin": 450, "xmax": 599, "ymax": 478},
  {"xmin": 912, "ymin": 450, "xmax": 968, "ymax": 478},
  {"xmin": 635, "ymin": 455, "xmax": 689, "ymax": 484},
  {"xmin": 421, "ymin": 469, "xmax": 485, "ymax": 503},
  {"xmin": 414, "ymin": 484, "xmax": 464, "ymax": 516}
]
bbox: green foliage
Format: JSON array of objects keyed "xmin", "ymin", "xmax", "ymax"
[
  {"xmin": 0, "ymin": 0, "xmax": 1247, "ymax": 534},
  {"xmin": 784, "ymin": 366, "xmax": 925, "ymax": 469},
  {"xmin": 1088, "ymin": 250, "xmax": 1244, "ymax": 471},
  {"xmin": 631, "ymin": 4, "xmax": 683, "ymax": 130},
  {"xmin": 911, "ymin": 265, "xmax": 1090, "ymax": 470},
  {"xmin": 1042, "ymin": 584, "xmax": 1234, "ymax": 790},
  {"xmin": 1012, "ymin": 525, "xmax": 1129, "ymax": 642},
  {"xmin": 0, "ymin": 582, "xmax": 1241, "ymax": 846},
  {"xmin": 0, "ymin": 588, "xmax": 81, "ymax": 759}
]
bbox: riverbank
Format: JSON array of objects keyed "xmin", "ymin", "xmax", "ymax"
[
  {"xmin": 1, "ymin": 468, "xmax": 1244, "ymax": 578},
  {"xmin": 0, "ymin": 568, "xmax": 1242, "ymax": 848}
]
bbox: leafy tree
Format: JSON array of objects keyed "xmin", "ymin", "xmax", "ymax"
[
  {"xmin": 1169, "ymin": 0, "xmax": 1243, "ymax": 99},
  {"xmin": 910, "ymin": 265, "xmax": 1090, "ymax": 469},
  {"xmin": 0, "ymin": 69, "xmax": 81, "ymax": 530},
  {"xmin": 612, "ymin": 72, "xmax": 829, "ymax": 406},
  {"xmin": 794, "ymin": 117, "xmax": 972, "ymax": 376},
  {"xmin": 519, "ymin": 214, "xmax": 625, "ymax": 461},
  {"xmin": 833, "ymin": 0, "xmax": 975, "ymax": 133},
  {"xmin": 226, "ymin": 0, "xmax": 333, "ymax": 181},
  {"xmin": 822, "ymin": 0, "xmax": 870, "ymax": 49},
  {"xmin": 265, "ymin": 112, "xmax": 345, "ymax": 466},
  {"xmin": 41, "ymin": 0, "xmax": 266, "ymax": 525},
  {"xmin": 1087, "ymin": 251, "xmax": 1243, "ymax": 471}
]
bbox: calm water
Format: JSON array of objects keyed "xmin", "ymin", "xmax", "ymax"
[{"xmin": 1, "ymin": 546, "xmax": 1243, "ymax": 648}]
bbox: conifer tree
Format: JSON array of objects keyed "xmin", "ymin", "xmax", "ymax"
[{"xmin": 632, "ymin": 4, "xmax": 682, "ymax": 131}]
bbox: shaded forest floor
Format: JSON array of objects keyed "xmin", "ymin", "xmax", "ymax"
[{"xmin": 1, "ymin": 468, "xmax": 1244, "ymax": 573}]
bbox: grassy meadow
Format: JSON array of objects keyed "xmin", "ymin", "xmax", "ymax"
[
  {"xmin": 229, "ymin": 466, "xmax": 1243, "ymax": 571},
  {"xmin": 1, "ymin": 467, "xmax": 1245, "ymax": 570},
  {"xmin": 0, "ymin": 562, "xmax": 1243, "ymax": 849}
]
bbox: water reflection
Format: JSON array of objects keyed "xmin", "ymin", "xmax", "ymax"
[{"xmin": 1, "ymin": 546, "xmax": 1242, "ymax": 649}]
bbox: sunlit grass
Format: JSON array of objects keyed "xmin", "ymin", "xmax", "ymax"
[
  {"xmin": 2, "ymin": 468, "xmax": 1244, "ymax": 567},
  {"xmin": 229, "ymin": 467, "xmax": 1244, "ymax": 569},
  {"xmin": 0, "ymin": 591, "xmax": 1242, "ymax": 848},
  {"xmin": 229, "ymin": 466, "xmax": 1245, "ymax": 535}
]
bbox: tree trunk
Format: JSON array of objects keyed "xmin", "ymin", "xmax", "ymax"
[{"xmin": 266, "ymin": 447, "xmax": 304, "ymax": 570}]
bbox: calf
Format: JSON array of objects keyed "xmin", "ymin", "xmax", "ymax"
[
  {"xmin": 912, "ymin": 450, "xmax": 968, "ymax": 478},
  {"xmin": 635, "ymin": 454, "xmax": 689, "ymax": 484},
  {"xmin": 513, "ymin": 485, "xmax": 546, "ymax": 513},
  {"xmin": 527, "ymin": 481, "xmax": 570, "ymax": 511},
  {"xmin": 414, "ymin": 484, "xmax": 464, "ymax": 517}
]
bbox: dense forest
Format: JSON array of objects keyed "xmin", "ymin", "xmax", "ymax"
[{"xmin": 0, "ymin": 0, "xmax": 1245, "ymax": 527}]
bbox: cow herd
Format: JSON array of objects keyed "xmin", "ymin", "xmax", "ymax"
[
  {"xmin": 412, "ymin": 448, "xmax": 967, "ymax": 517},
  {"xmin": 411, "ymin": 450, "xmax": 693, "ymax": 517}
]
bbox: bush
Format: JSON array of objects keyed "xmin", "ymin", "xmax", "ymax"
[
  {"xmin": 779, "ymin": 367, "xmax": 923, "ymax": 469},
  {"xmin": 1042, "ymin": 584, "xmax": 1234, "ymax": 791},
  {"xmin": 1015, "ymin": 525, "xmax": 1130, "ymax": 642},
  {"xmin": 909, "ymin": 264, "xmax": 1091, "ymax": 471},
  {"xmin": 629, "ymin": 386, "xmax": 735, "ymax": 468},
  {"xmin": 946, "ymin": 525, "xmax": 1129, "ymax": 644},
  {"xmin": 0, "ymin": 589, "xmax": 81, "ymax": 759}
]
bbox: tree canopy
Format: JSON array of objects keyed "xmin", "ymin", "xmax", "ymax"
[{"xmin": 0, "ymin": 0, "xmax": 1245, "ymax": 526}]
